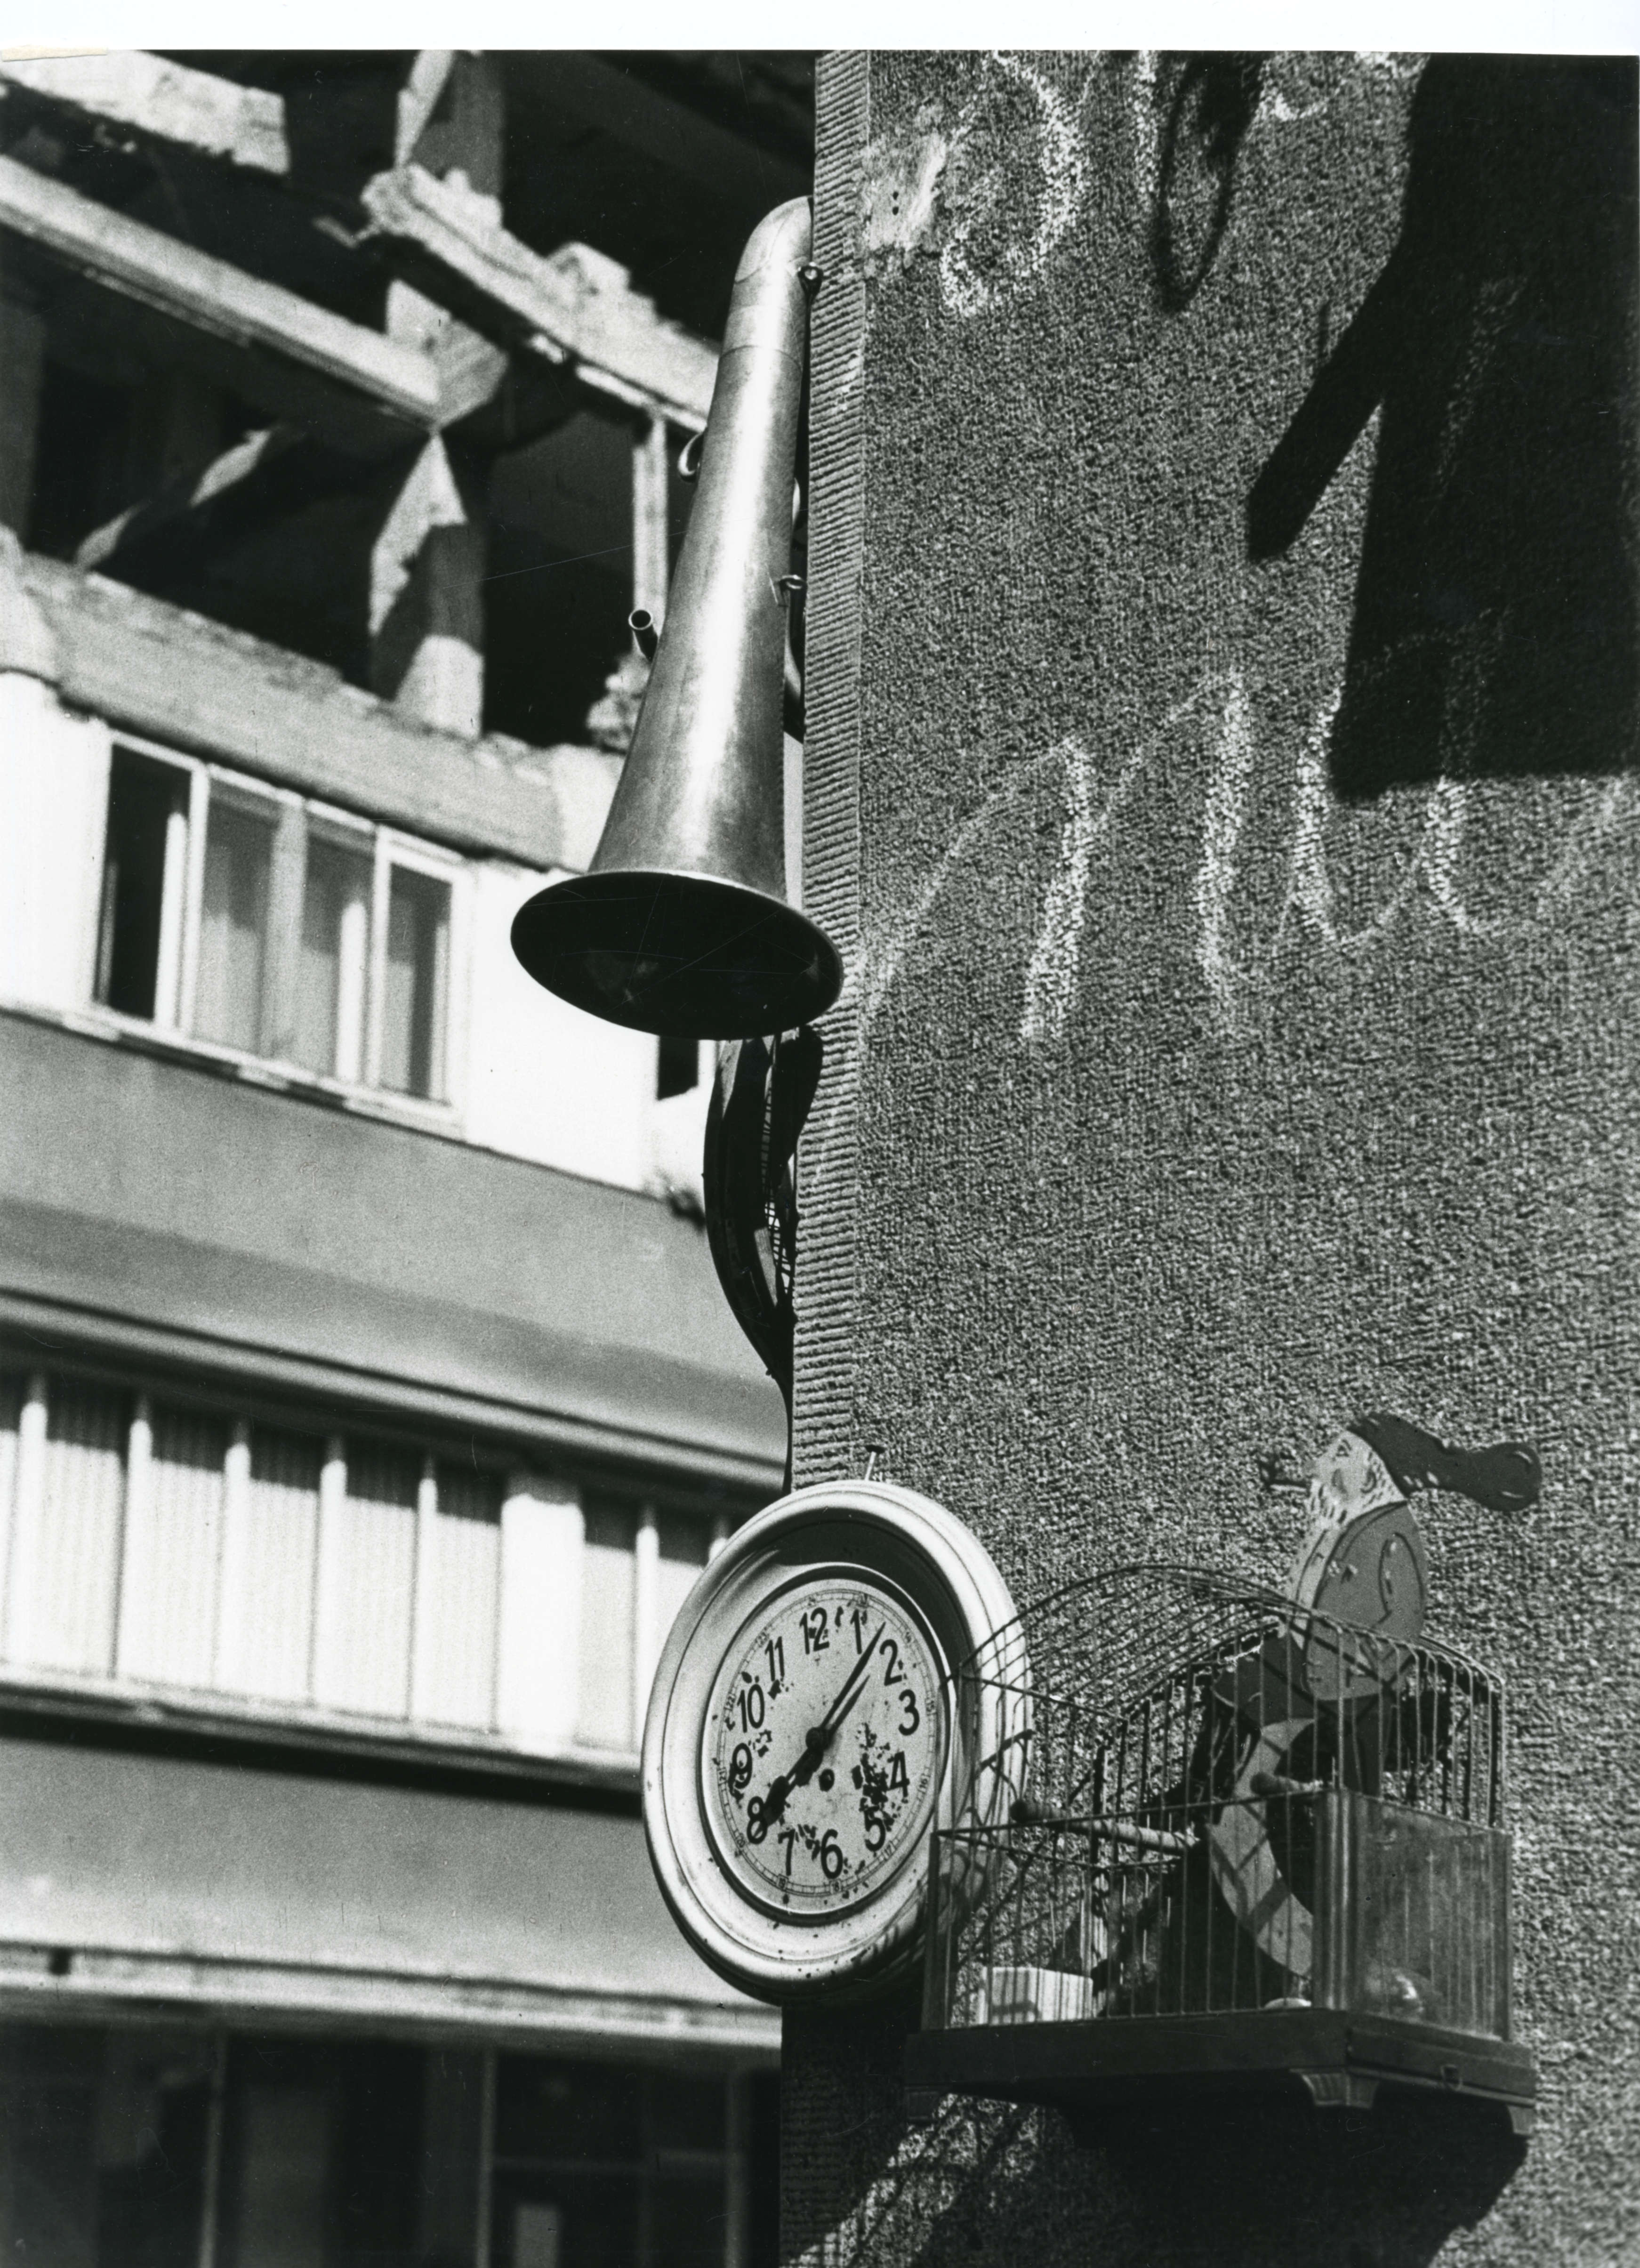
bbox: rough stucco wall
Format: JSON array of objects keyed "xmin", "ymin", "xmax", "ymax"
[{"xmin": 788, "ymin": 49, "xmax": 1638, "ymax": 2268}]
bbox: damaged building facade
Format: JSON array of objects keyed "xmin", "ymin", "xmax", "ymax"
[{"xmin": 0, "ymin": 49, "xmax": 810, "ymax": 2268}]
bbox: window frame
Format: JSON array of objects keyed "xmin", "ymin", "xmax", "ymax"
[
  {"xmin": 0, "ymin": 1351, "xmax": 752, "ymax": 1781},
  {"xmin": 372, "ymin": 824, "xmax": 468, "ymax": 1105},
  {"xmin": 293, "ymin": 801, "xmax": 376, "ymax": 1082},
  {"xmin": 90, "ymin": 732, "xmax": 470, "ymax": 1119}
]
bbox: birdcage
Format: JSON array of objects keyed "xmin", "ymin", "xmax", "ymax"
[{"xmin": 909, "ymin": 1565, "xmax": 1535, "ymax": 2132}]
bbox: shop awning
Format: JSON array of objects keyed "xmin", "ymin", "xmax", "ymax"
[{"xmin": 0, "ymin": 1735, "xmax": 779, "ymax": 2060}]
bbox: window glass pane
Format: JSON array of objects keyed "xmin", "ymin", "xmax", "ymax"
[
  {"xmin": 231, "ymin": 2082, "xmax": 333, "ymax": 2268},
  {"xmin": 656, "ymin": 1512, "xmax": 710, "ymax": 1650},
  {"xmin": 120, "ymin": 1406, "xmax": 227, "ymax": 1688},
  {"xmin": 196, "ymin": 799, "xmax": 273, "ymax": 1052},
  {"xmin": 19, "ymin": 1378, "xmax": 126, "ymax": 1673},
  {"xmin": 576, "ymin": 1499, "xmax": 635, "ymax": 1749},
  {"xmin": 231, "ymin": 1429, "xmax": 322, "ymax": 1703},
  {"xmin": 1, "ymin": 2027, "xmax": 214, "ymax": 2268},
  {"xmin": 512, "ymin": 2200, "xmax": 563, "ymax": 2268},
  {"xmin": 651, "ymin": 2175, "xmax": 728, "ymax": 2268},
  {"xmin": 418, "ymin": 1467, "xmax": 501, "ymax": 1728},
  {"xmin": 380, "ymin": 867, "xmax": 450, "ymax": 1100},
  {"xmin": 294, "ymin": 836, "xmax": 372, "ymax": 1081},
  {"xmin": 494, "ymin": 2178, "xmax": 634, "ymax": 2268},
  {"xmin": 313, "ymin": 1445, "xmax": 418, "ymax": 1718},
  {"xmin": 96, "ymin": 748, "xmax": 185, "ymax": 1021},
  {"xmin": 220, "ymin": 2036, "xmax": 419, "ymax": 2268},
  {"xmin": 0, "ymin": 1373, "xmax": 19, "ymax": 1554},
  {"xmin": 649, "ymin": 2068, "xmax": 725, "ymax": 2154},
  {"xmin": 497, "ymin": 2057, "xmax": 642, "ymax": 2164}
]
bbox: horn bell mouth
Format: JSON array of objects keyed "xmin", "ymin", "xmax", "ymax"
[{"xmin": 511, "ymin": 870, "xmax": 844, "ymax": 1041}]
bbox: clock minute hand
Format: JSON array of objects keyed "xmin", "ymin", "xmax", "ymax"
[
  {"xmin": 810, "ymin": 1620, "xmax": 887, "ymax": 1751},
  {"xmin": 754, "ymin": 1622, "xmax": 887, "ymax": 1833}
]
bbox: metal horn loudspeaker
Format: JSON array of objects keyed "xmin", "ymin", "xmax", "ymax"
[{"xmin": 510, "ymin": 198, "xmax": 844, "ymax": 1040}]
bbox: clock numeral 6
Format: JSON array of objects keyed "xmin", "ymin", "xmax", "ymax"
[{"xmin": 818, "ymin": 1828, "xmax": 844, "ymax": 1881}]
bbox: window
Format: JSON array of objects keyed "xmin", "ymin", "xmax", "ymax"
[
  {"xmin": 196, "ymin": 796, "xmax": 274, "ymax": 1052},
  {"xmin": 16, "ymin": 1375, "xmax": 127, "ymax": 1673},
  {"xmin": 382, "ymin": 865, "xmax": 451, "ymax": 1099},
  {"xmin": 0, "ymin": 2031, "xmax": 772, "ymax": 2268},
  {"xmin": 0, "ymin": 1371, "xmax": 503, "ymax": 1736},
  {"xmin": 295, "ymin": 833, "xmax": 372, "ymax": 1080},
  {"xmin": 494, "ymin": 2056, "xmax": 754, "ymax": 2268},
  {"xmin": 577, "ymin": 1497, "xmax": 636, "ymax": 1750},
  {"xmin": 92, "ymin": 741, "xmax": 463, "ymax": 1106},
  {"xmin": 94, "ymin": 750, "xmax": 186, "ymax": 1021},
  {"xmin": 576, "ymin": 1496, "xmax": 716, "ymax": 1753},
  {"xmin": 657, "ymin": 1511, "xmax": 710, "ymax": 1638},
  {"xmin": 0, "ymin": 1369, "xmax": 738, "ymax": 1758},
  {"xmin": 314, "ymin": 1444, "xmax": 421, "ymax": 1717}
]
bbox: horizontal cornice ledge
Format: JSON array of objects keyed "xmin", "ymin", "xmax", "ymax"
[{"xmin": 19, "ymin": 551, "xmax": 621, "ymax": 871}]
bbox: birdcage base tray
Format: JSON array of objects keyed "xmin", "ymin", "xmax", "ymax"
[{"xmin": 906, "ymin": 2010, "xmax": 1535, "ymax": 2136}]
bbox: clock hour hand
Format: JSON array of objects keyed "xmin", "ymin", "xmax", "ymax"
[{"xmin": 751, "ymin": 1622, "xmax": 886, "ymax": 1834}]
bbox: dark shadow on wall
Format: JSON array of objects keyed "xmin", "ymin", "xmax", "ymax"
[
  {"xmin": 1087, "ymin": 2092, "xmax": 1526, "ymax": 2268},
  {"xmin": 783, "ymin": 2003, "xmax": 1525, "ymax": 2268},
  {"xmin": 1150, "ymin": 55, "xmax": 1268, "ymax": 313},
  {"xmin": 1247, "ymin": 56, "xmax": 1638, "ymax": 794},
  {"xmin": 792, "ymin": 2087, "xmax": 1524, "ymax": 2268}
]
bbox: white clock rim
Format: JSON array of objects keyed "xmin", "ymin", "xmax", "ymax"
[
  {"xmin": 641, "ymin": 1478, "xmax": 1023, "ymax": 2004},
  {"xmin": 698, "ymin": 1566, "xmax": 947, "ymax": 1921}
]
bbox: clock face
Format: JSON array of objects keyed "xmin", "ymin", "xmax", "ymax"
[{"xmin": 700, "ymin": 1577, "xmax": 944, "ymax": 1917}]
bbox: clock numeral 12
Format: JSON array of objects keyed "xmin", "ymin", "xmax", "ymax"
[{"xmin": 800, "ymin": 1607, "xmax": 829, "ymax": 1655}]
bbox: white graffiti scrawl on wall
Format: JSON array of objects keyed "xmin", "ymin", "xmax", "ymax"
[
  {"xmin": 831, "ymin": 674, "xmax": 1633, "ymax": 1058},
  {"xmin": 937, "ymin": 53, "xmax": 1088, "ymax": 321},
  {"xmin": 1189, "ymin": 671, "xmax": 1634, "ymax": 1031},
  {"xmin": 864, "ymin": 53, "xmax": 1428, "ymax": 327},
  {"xmin": 801, "ymin": 680, "xmax": 1631, "ymax": 1207}
]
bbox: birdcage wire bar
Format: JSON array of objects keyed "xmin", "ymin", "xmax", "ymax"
[{"xmin": 925, "ymin": 1564, "xmax": 1512, "ymax": 2043}]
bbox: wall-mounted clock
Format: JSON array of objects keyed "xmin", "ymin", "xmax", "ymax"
[{"xmin": 642, "ymin": 1479, "xmax": 1021, "ymax": 2003}]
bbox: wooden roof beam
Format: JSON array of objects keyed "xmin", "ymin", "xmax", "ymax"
[
  {"xmin": 0, "ymin": 154, "xmax": 442, "ymax": 439},
  {"xmin": 359, "ymin": 163, "xmax": 719, "ymax": 431},
  {"xmin": 0, "ymin": 51, "xmax": 289, "ymax": 175}
]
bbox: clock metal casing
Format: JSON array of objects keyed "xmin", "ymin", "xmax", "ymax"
[{"xmin": 642, "ymin": 1480, "xmax": 1021, "ymax": 2003}]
